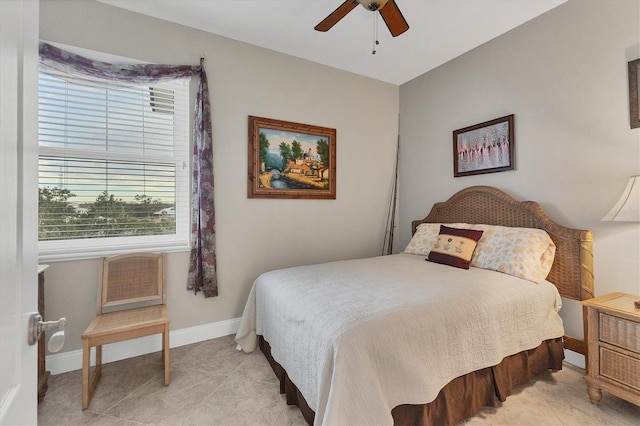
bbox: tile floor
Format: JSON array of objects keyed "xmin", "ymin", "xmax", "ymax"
[{"xmin": 38, "ymin": 335, "xmax": 640, "ymax": 425}]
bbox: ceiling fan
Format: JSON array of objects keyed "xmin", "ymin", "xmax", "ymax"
[{"xmin": 315, "ymin": 0, "xmax": 409, "ymax": 37}]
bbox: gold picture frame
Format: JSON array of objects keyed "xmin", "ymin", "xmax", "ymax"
[{"xmin": 247, "ymin": 116, "xmax": 336, "ymax": 199}]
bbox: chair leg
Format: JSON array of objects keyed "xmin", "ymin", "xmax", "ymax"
[
  {"xmin": 82, "ymin": 343, "xmax": 103, "ymax": 410},
  {"xmin": 95, "ymin": 345, "xmax": 102, "ymax": 376},
  {"xmin": 163, "ymin": 325, "xmax": 170, "ymax": 385},
  {"xmin": 82, "ymin": 339, "xmax": 90, "ymax": 410}
]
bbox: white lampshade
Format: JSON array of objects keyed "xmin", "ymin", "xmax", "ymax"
[{"xmin": 602, "ymin": 175, "xmax": 640, "ymax": 222}]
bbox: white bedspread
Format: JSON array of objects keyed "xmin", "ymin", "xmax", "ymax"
[{"xmin": 235, "ymin": 254, "xmax": 564, "ymax": 425}]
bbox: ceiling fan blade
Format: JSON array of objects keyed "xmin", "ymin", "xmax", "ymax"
[
  {"xmin": 379, "ymin": 0, "xmax": 409, "ymax": 37},
  {"xmin": 315, "ymin": 0, "xmax": 358, "ymax": 32}
]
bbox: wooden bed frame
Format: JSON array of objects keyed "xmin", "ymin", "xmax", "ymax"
[
  {"xmin": 412, "ymin": 185, "xmax": 594, "ymax": 356},
  {"xmin": 259, "ymin": 185, "xmax": 594, "ymax": 425}
]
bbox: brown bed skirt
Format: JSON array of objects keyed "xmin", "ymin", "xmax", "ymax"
[{"xmin": 258, "ymin": 336, "xmax": 564, "ymax": 426}]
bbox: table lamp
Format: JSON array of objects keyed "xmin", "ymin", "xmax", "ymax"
[{"xmin": 602, "ymin": 175, "xmax": 640, "ymax": 222}]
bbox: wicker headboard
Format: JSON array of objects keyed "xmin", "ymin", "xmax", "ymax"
[{"xmin": 412, "ymin": 186, "xmax": 594, "ymax": 302}]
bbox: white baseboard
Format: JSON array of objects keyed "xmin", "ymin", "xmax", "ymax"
[
  {"xmin": 50, "ymin": 318, "xmax": 584, "ymax": 375},
  {"xmin": 46, "ymin": 317, "xmax": 241, "ymax": 375},
  {"xmin": 563, "ymin": 349, "xmax": 586, "ymax": 369}
]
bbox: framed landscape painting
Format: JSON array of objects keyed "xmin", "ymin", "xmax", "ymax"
[
  {"xmin": 247, "ymin": 116, "xmax": 336, "ymax": 199},
  {"xmin": 453, "ymin": 114, "xmax": 514, "ymax": 177}
]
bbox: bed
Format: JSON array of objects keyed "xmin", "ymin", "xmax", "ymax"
[{"xmin": 235, "ymin": 186, "xmax": 594, "ymax": 425}]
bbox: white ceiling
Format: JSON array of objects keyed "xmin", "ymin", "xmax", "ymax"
[{"xmin": 97, "ymin": 0, "xmax": 566, "ymax": 85}]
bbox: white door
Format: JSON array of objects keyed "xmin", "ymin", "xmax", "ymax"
[{"xmin": 0, "ymin": 0, "xmax": 40, "ymax": 424}]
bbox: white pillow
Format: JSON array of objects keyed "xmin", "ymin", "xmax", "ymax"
[
  {"xmin": 467, "ymin": 224, "xmax": 556, "ymax": 283},
  {"xmin": 403, "ymin": 223, "xmax": 472, "ymax": 256}
]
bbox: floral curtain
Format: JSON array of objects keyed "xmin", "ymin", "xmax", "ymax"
[
  {"xmin": 39, "ymin": 42, "xmax": 218, "ymax": 297},
  {"xmin": 187, "ymin": 60, "xmax": 218, "ymax": 297}
]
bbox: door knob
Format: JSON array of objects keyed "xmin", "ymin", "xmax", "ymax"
[{"xmin": 28, "ymin": 312, "xmax": 66, "ymax": 352}]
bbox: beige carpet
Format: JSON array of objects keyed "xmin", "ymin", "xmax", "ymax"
[{"xmin": 38, "ymin": 335, "xmax": 639, "ymax": 425}]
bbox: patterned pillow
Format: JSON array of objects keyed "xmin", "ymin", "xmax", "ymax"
[
  {"xmin": 403, "ymin": 223, "xmax": 472, "ymax": 256},
  {"xmin": 427, "ymin": 225, "xmax": 484, "ymax": 269},
  {"xmin": 468, "ymin": 224, "xmax": 556, "ymax": 283}
]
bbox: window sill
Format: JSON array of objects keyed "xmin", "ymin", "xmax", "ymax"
[{"xmin": 38, "ymin": 243, "xmax": 191, "ymax": 263}]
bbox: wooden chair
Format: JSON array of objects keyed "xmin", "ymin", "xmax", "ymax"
[{"xmin": 81, "ymin": 252, "xmax": 170, "ymax": 410}]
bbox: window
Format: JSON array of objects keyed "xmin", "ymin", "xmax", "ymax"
[{"xmin": 38, "ymin": 63, "xmax": 191, "ymax": 261}]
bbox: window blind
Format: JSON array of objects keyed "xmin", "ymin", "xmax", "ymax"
[{"xmin": 38, "ymin": 67, "xmax": 190, "ymax": 258}]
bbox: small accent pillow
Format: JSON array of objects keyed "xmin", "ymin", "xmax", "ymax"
[
  {"xmin": 427, "ymin": 225, "xmax": 484, "ymax": 269},
  {"xmin": 403, "ymin": 223, "xmax": 472, "ymax": 256},
  {"xmin": 468, "ymin": 224, "xmax": 556, "ymax": 283}
]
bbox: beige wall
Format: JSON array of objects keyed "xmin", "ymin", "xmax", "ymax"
[
  {"xmin": 41, "ymin": 0, "xmax": 640, "ymax": 364},
  {"xmin": 40, "ymin": 1, "xmax": 400, "ymax": 353},
  {"xmin": 399, "ymin": 0, "xmax": 640, "ymax": 357}
]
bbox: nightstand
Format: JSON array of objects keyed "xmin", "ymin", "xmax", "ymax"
[{"xmin": 582, "ymin": 292, "xmax": 640, "ymax": 406}]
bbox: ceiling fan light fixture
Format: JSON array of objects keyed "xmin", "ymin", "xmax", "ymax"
[
  {"xmin": 315, "ymin": 0, "xmax": 408, "ymax": 38},
  {"xmin": 357, "ymin": 0, "xmax": 390, "ymax": 12}
]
